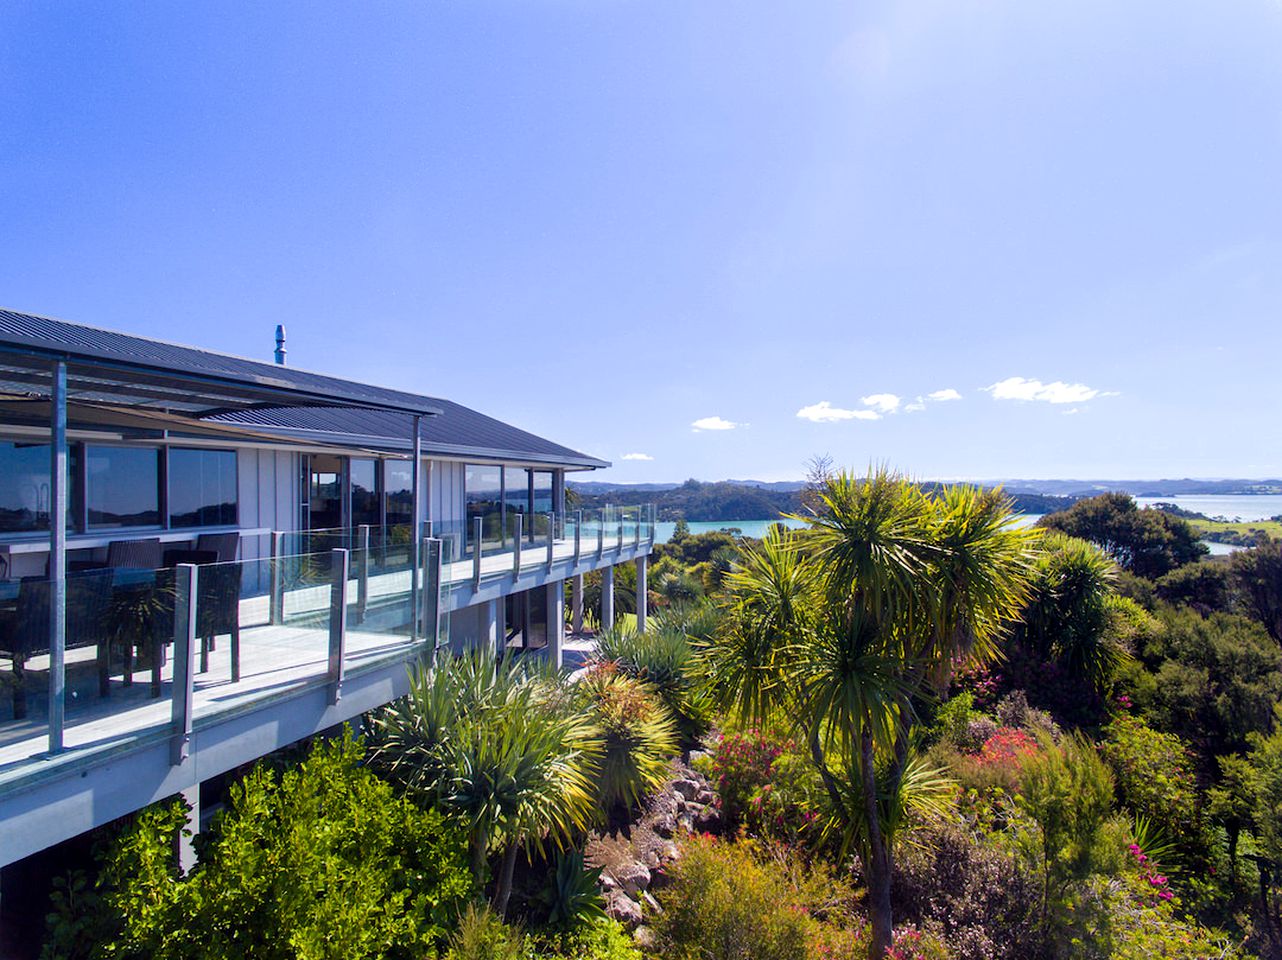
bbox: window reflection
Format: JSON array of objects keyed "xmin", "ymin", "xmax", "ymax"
[
  {"xmin": 351, "ymin": 459, "xmax": 380, "ymax": 527},
  {"xmin": 309, "ymin": 455, "xmax": 344, "ymax": 530},
  {"xmin": 384, "ymin": 460, "xmax": 414, "ymax": 528},
  {"xmin": 0, "ymin": 442, "xmax": 55, "ymax": 532},
  {"xmin": 87, "ymin": 446, "xmax": 160, "ymax": 528},
  {"xmin": 169, "ymin": 449, "xmax": 238, "ymax": 528},
  {"xmin": 466, "ymin": 464, "xmax": 503, "ymax": 545}
]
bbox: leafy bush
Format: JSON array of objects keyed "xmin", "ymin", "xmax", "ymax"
[
  {"xmin": 927, "ymin": 692, "xmax": 983, "ymax": 746},
  {"xmin": 1100, "ymin": 714, "xmax": 1199, "ymax": 842},
  {"xmin": 709, "ymin": 727, "xmax": 827, "ymax": 844},
  {"xmin": 77, "ymin": 733, "xmax": 473, "ymax": 960},
  {"xmin": 651, "ymin": 836, "xmax": 855, "ymax": 960},
  {"xmin": 594, "ymin": 623, "xmax": 711, "ymax": 741},
  {"xmin": 1017, "ymin": 734, "xmax": 1122, "ymax": 910},
  {"xmin": 894, "ymin": 822, "xmax": 1040, "ymax": 960},
  {"xmin": 445, "ymin": 903, "xmax": 526, "ymax": 960},
  {"xmin": 1132, "ymin": 606, "xmax": 1282, "ymax": 772},
  {"xmin": 444, "ymin": 903, "xmax": 640, "ymax": 960},
  {"xmin": 575, "ymin": 664, "xmax": 678, "ymax": 817},
  {"xmin": 366, "ymin": 655, "xmax": 603, "ymax": 912}
]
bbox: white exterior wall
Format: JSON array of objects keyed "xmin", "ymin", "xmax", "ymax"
[
  {"xmin": 428, "ymin": 460, "xmax": 465, "ymax": 526},
  {"xmin": 238, "ymin": 448, "xmax": 301, "ymax": 555}
]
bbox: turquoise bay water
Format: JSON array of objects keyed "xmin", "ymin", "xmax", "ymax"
[
  {"xmin": 654, "ymin": 494, "xmax": 1275, "ymax": 552},
  {"xmin": 653, "ymin": 518, "xmax": 806, "ymax": 543},
  {"xmin": 1133, "ymin": 494, "xmax": 1282, "ymax": 522}
]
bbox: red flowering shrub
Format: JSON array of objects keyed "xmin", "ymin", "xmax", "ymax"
[{"xmin": 977, "ymin": 728, "xmax": 1038, "ymax": 767}]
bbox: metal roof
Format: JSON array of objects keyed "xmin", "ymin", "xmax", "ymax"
[
  {"xmin": 210, "ymin": 403, "xmax": 611, "ymax": 470},
  {"xmin": 0, "ymin": 307, "xmax": 607, "ymax": 470},
  {"xmin": 0, "ymin": 308, "xmax": 443, "ymax": 416}
]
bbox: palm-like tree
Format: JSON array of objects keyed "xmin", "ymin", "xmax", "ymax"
[
  {"xmin": 366, "ymin": 654, "xmax": 603, "ymax": 915},
  {"xmin": 701, "ymin": 469, "xmax": 1034, "ymax": 957},
  {"xmin": 1015, "ymin": 532, "xmax": 1129, "ymax": 698}
]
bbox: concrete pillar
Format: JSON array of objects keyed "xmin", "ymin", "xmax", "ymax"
[
  {"xmin": 572, "ymin": 574, "xmax": 584, "ymax": 635},
  {"xmin": 601, "ymin": 565, "xmax": 615, "ymax": 631},
  {"xmin": 176, "ymin": 783, "xmax": 200, "ymax": 874},
  {"xmin": 635, "ymin": 555, "xmax": 648, "ymax": 634},
  {"xmin": 482, "ymin": 599, "xmax": 500, "ymax": 657},
  {"xmin": 546, "ymin": 580, "xmax": 564, "ymax": 669}
]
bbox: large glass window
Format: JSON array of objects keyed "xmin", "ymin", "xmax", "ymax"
[
  {"xmin": 0, "ymin": 442, "xmax": 55, "ymax": 532},
  {"xmin": 466, "ymin": 464, "xmax": 503, "ymax": 544},
  {"xmin": 503, "ymin": 466, "xmax": 529, "ymax": 519},
  {"xmin": 309, "ymin": 455, "xmax": 344, "ymax": 531},
  {"xmin": 169, "ymin": 448, "xmax": 238, "ymax": 528},
  {"xmin": 87, "ymin": 445, "xmax": 160, "ymax": 528},
  {"xmin": 351, "ymin": 458, "xmax": 380, "ymax": 527},
  {"xmin": 531, "ymin": 471, "xmax": 553, "ymax": 514},
  {"xmin": 384, "ymin": 460, "xmax": 414, "ymax": 528}
]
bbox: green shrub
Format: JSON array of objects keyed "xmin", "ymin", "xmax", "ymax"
[
  {"xmin": 82, "ymin": 733, "xmax": 473, "ymax": 960},
  {"xmin": 576, "ymin": 664, "xmax": 679, "ymax": 817},
  {"xmin": 444, "ymin": 903, "xmax": 641, "ymax": 960},
  {"xmin": 928, "ymin": 692, "xmax": 982, "ymax": 746},
  {"xmin": 652, "ymin": 835, "xmax": 854, "ymax": 960},
  {"xmin": 894, "ymin": 822, "xmax": 1039, "ymax": 960},
  {"xmin": 1017, "ymin": 734, "xmax": 1121, "ymax": 910},
  {"xmin": 445, "ymin": 903, "xmax": 526, "ymax": 960},
  {"xmin": 366, "ymin": 655, "xmax": 603, "ymax": 911},
  {"xmin": 1100, "ymin": 714, "xmax": 1199, "ymax": 843},
  {"xmin": 594, "ymin": 623, "xmax": 711, "ymax": 741}
]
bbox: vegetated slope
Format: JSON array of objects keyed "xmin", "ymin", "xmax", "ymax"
[{"xmin": 569, "ymin": 478, "xmax": 1073, "ymax": 522}]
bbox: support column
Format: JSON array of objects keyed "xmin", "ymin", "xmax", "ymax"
[
  {"xmin": 572, "ymin": 574, "xmax": 584, "ymax": 635},
  {"xmin": 635, "ymin": 554, "xmax": 648, "ymax": 634},
  {"xmin": 482, "ymin": 599, "xmax": 500, "ymax": 658},
  {"xmin": 176, "ymin": 783, "xmax": 200, "ymax": 875},
  {"xmin": 546, "ymin": 580, "xmax": 564, "ymax": 669},
  {"xmin": 601, "ymin": 565, "xmax": 615, "ymax": 631},
  {"xmin": 48, "ymin": 360, "xmax": 67, "ymax": 753},
  {"xmin": 409, "ymin": 416, "xmax": 422, "ymax": 640}
]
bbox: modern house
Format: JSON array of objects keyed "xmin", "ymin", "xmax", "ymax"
[{"xmin": 0, "ymin": 307, "xmax": 653, "ymax": 870}]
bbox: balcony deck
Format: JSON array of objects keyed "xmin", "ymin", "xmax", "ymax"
[{"xmin": 0, "ymin": 528, "xmax": 650, "ymax": 865}]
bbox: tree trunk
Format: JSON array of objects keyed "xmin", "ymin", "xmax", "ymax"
[
  {"xmin": 860, "ymin": 727, "xmax": 894, "ymax": 957},
  {"xmin": 470, "ymin": 828, "xmax": 489, "ymax": 889},
  {"xmin": 493, "ymin": 841, "xmax": 520, "ymax": 918}
]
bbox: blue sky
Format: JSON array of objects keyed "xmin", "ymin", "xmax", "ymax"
[{"xmin": 2, "ymin": 2, "xmax": 1281, "ymax": 483}]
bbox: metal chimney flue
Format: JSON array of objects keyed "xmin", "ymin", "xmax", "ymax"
[{"xmin": 274, "ymin": 324, "xmax": 287, "ymax": 366}]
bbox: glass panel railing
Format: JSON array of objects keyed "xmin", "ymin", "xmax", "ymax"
[{"xmin": 1, "ymin": 574, "xmax": 53, "ymax": 771}]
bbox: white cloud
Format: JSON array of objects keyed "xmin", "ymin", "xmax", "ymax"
[
  {"xmin": 984, "ymin": 377, "xmax": 1115, "ymax": 405},
  {"xmin": 691, "ymin": 416, "xmax": 738, "ymax": 431},
  {"xmin": 860, "ymin": 393, "xmax": 901, "ymax": 414},
  {"xmin": 621, "ymin": 452, "xmax": 654, "ymax": 461},
  {"xmin": 903, "ymin": 400, "xmax": 926, "ymax": 413},
  {"xmin": 927, "ymin": 388, "xmax": 962, "ymax": 402},
  {"xmin": 796, "ymin": 401, "xmax": 881, "ymax": 423}
]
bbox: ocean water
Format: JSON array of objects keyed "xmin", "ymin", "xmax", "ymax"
[
  {"xmin": 654, "ymin": 494, "xmax": 1273, "ymax": 552},
  {"xmin": 1133, "ymin": 494, "xmax": 1282, "ymax": 522},
  {"xmin": 653, "ymin": 518, "xmax": 806, "ymax": 544}
]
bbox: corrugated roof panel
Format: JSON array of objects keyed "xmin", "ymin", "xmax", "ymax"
[
  {"xmin": 0, "ymin": 308, "xmax": 442, "ymax": 415},
  {"xmin": 209, "ymin": 402, "xmax": 610, "ymax": 470}
]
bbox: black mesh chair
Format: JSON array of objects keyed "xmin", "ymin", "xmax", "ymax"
[
  {"xmin": 0, "ymin": 574, "xmax": 111, "ymax": 719},
  {"xmin": 105, "ymin": 538, "xmax": 162, "ymax": 571},
  {"xmin": 195, "ymin": 533, "xmax": 240, "ymax": 564},
  {"xmin": 164, "ymin": 550, "xmax": 242, "ymax": 681}
]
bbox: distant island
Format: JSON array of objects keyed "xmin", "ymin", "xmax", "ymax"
[{"xmin": 568, "ymin": 478, "xmax": 1076, "ymax": 522}]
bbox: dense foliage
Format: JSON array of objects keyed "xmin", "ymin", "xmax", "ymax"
[{"xmin": 44, "ymin": 734, "xmax": 473, "ymax": 960}]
